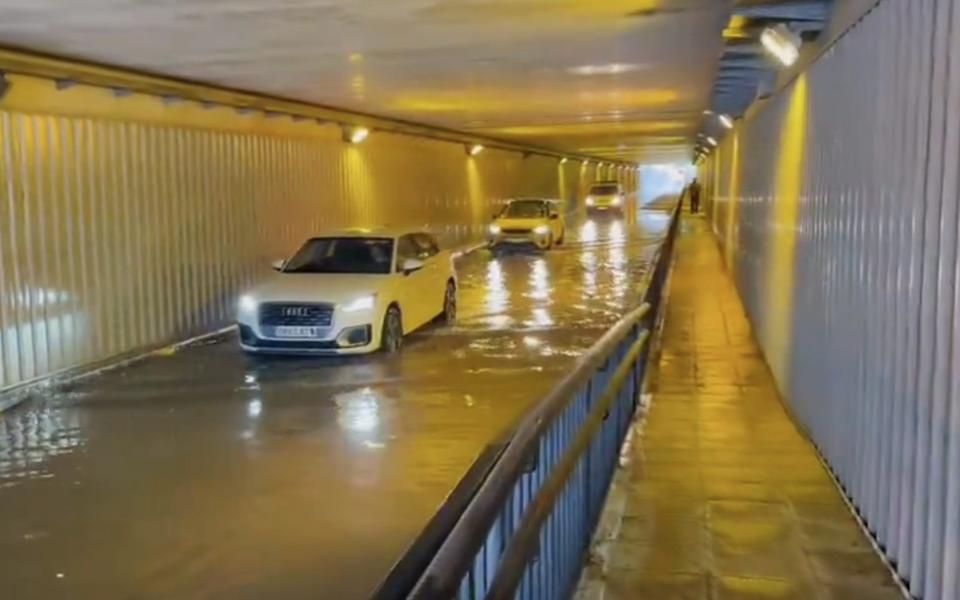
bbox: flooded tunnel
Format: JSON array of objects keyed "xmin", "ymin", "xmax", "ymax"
[{"xmin": 0, "ymin": 1, "xmax": 957, "ymax": 599}]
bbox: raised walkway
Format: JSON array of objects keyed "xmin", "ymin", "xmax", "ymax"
[{"xmin": 578, "ymin": 214, "xmax": 903, "ymax": 600}]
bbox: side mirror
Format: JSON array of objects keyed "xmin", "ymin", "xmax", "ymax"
[
  {"xmin": 401, "ymin": 258, "xmax": 425, "ymax": 275},
  {"xmin": 271, "ymin": 259, "xmax": 286, "ymax": 271}
]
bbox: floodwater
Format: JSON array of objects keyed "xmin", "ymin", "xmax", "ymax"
[{"xmin": 0, "ymin": 209, "xmax": 672, "ymax": 600}]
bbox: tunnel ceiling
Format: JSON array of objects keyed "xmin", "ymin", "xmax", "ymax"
[{"xmin": 0, "ymin": 1, "xmax": 812, "ymax": 163}]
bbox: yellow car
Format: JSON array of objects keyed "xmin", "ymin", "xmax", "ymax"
[
  {"xmin": 487, "ymin": 198, "xmax": 566, "ymax": 250},
  {"xmin": 585, "ymin": 181, "xmax": 626, "ymax": 213}
]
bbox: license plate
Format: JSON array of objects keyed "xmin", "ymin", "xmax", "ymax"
[{"xmin": 274, "ymin": 326, "xmax": 323, "ymax": 338}]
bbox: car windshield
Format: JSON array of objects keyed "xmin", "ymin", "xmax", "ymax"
[
  {"xmin": 502, "ymin": 200, "xmax": 547, "ymax": 218},
  {"xmin": 283, "ymin": 237, "xmax": 394, "ymax": 274},
  {"xmin": 589, "ymin": 184, "xmax": 620, "ymax": 195}
]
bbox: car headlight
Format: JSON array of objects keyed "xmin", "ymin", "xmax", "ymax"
[
  {"xmin": 612, "ymin": 196, "xmax": 623, "ymax": 206},
  {"xmin": 342, "ymin": 294, "xmax": 376, "ymax": 313},
  {"xmin": 488, "ymin": 224, "xmax": 501, "ymax": 235},
  {"xmin": 533, "ymin": 224, "xmax": 550, "ymax": 235},
  {"xmin": 586, "ymin": 196, "xmax": 595, "ymax": 206},
  {"xmin": 238, "ymin": 294, "xmax": 257, "ymax": 315}
]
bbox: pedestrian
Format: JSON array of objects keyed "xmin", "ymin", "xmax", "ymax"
[{"xmin": 688, "ymin": 178, "xmax": 702, "ymax": 214}]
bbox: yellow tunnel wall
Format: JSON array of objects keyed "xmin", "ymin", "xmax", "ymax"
[
  {"xmin": 699, "ymin": 1, "xmax": 960, "ymax": 598},
  {"xmin": 0, "ymin": 73, "xmax": 634, "ymax": 391}
]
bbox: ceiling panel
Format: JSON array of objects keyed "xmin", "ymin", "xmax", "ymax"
[{"xmin": 0, "ymin": 0, "xmax": 736, "ymax": 161}]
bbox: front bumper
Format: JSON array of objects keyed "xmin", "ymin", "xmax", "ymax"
[
  {"xmin": 238, "ymin": 323, "xmax": 376, "ymax": 355},
  {"xmin": 587, "ymin": 203, "xmax": 623, "ymax": 212},
  {"xmin": 586, "ymin": 196, "xmax": 624, "ymax": 211},
  {"xmin": 488, "ymin": 231, "xmax": 551, "ymax": 247}
]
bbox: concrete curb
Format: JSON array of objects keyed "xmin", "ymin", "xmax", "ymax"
[{"xmin": 0, "ymin": 325, "xmax": 236, "ymax": 414}]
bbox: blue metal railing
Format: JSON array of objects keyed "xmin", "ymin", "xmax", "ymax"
[{"xmin": 375, "ymin": 202, "xmax": 680, "ymax": 600}]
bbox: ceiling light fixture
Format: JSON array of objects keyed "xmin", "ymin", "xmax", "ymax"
[
  {"xmin": 567, "ymin": 63, "xmax": 644, "ymax": 76},
  {"xmin": 467, "ymin": 144, "xmax": 484, "ymax": 156},
  {"xmin": 761, "ymin": 24, "xmax": 801, "ymax": 67},
  {"xmin": 342, "ymin": 125, "xmax": 370, "ymax": 144},
  {"xmin": 718, "ymin": 114, "xmax": 734, "ymax": 129},
  {"xmin": 706, "ymin": 136, "xmax": 718, "ymax": 146},
  {"xmin": 560, "ymin": 157, "xmax": 568, "ymax": 165}
]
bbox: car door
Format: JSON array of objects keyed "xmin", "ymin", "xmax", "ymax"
[
  {"xmin": 395, "ymin": 234, "xmax": 431, "ymax": 330},
  {"xmin": 413, "ymin": 233, "xmax": 445, "ymax": 316},
  {"xmin": 548, "ymin": 204, "xmax": 564, "ymax": 240}
]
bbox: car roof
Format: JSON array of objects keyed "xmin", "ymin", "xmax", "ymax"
[
  {"xmin": 507, "ymin": 197, "xmax": 559, "ymax": 204},
  {"xmin": 309, "ymin": 227, "xmax": 431, "ymax": 240}
]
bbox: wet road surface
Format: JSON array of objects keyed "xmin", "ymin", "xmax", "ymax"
[{"xmin": 0, "ymin": 210, "xmax": 672, "ymax": 600}]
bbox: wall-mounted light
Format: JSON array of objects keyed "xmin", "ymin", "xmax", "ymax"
[
  {"xmin": 560, "ymin": 157, "xmax": 568, "ymax": 165},
  {"xmin": 583, "ymin": 159, "xmax": 591, "ymax": 166},
  {"xmin": 342, "ymin": 125, "xmax": 370, "ymax": 144},
  {"xmin": 467, "ymin": 144, "xmax": 484, "ymax": 156},
  {"xmin": 718, "ymin": 114, "xmax": 734, "ymax": 129},
  {"xmin": 705, "ymin": 136, "xmax": 718, "ymax": 147},
  {"xmin": 761, "ymin": 24, "xmax": 801, "ymax": 67}
]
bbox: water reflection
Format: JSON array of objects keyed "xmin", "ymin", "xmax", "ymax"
[
  {"xmin": 334, "ymin": 387, "xmax": 381, "ymax": 442},
  {"xmin": 0, "ymin": 407, "xmax": 84, "ymax": 485},
  {"xmin": 485, "ymin": 259, "xmax": 509, "ymax": 320},
  {"xmin": 580, "ymin": 220, "xmax": 599, "ymax": 244},
  {"xmin": 526, "ymin": 308, "xmax": 553, "ymax": 328},
  {"xmin": 581, "ymin": 247, "xmax": 598, "ymax": 297},
  {"xmin": 608, "ymin": 221, "xmax": 628, "ymax": 300},
  {"xmin": 527, "ymin": 258, "xmax": 549, "ymax": 301},
  {"xmin": 608, "ymin": 220, "xmax": 625, "ymax": 244}
]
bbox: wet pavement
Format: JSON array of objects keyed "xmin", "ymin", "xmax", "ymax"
[
  {"xmin": 576, "ymin": 216, "xmax": 902, "ymax": 600},
  {"xmin": 0, "ymin": 209, "xmax": 672, "ymax": 600}
]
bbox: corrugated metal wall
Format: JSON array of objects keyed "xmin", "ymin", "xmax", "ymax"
[
  {"xmin": 0, "ymin": 73, "xmax": 635, "ymax": 393},
  {"xmin": 701, "ymin": 0, "xmax": 959, "ymax": 598}
]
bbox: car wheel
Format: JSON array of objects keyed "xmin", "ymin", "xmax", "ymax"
[
  {"xmin": 380, "ymin": 306, "xmax": 403, "ymax": 353},
  {"xmin": 441, "ymin": 281, "xmax": 457, "ymax": 325}
]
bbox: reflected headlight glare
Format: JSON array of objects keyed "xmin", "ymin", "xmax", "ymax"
[
  {"xmin": 342, "ymin": 294, "xmax": 376, "ymax": 313},
  {"xmin": 586, "ymin": 196, "xmax": 595, "ymax": 206},
  {"xmin": 238, "ymin": 294, "xmax": 257, "ymax": 314},
  {"xmin": 533, "ymin": 225, "xmax": 550, "ymax": 235},
  {"xmin": 488, "ymin": 224, "xmax": 501, "ymax": 234}
]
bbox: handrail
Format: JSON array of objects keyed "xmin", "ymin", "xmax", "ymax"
[
  {"xmin": 485, "ymin": 330, "xmax": 651, "ymax": 599},
  {"xmin": 407, "ymin": 304, "xmax": 651, "ymax": 598},
  {"xmin": 394, "ymin": 198, "xmax": 681, "ymax": 600}
]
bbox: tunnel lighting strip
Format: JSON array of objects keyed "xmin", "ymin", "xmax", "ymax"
[{"xmin": 0, "ymin": 49, "xmax": 640, "ymax": 170}]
